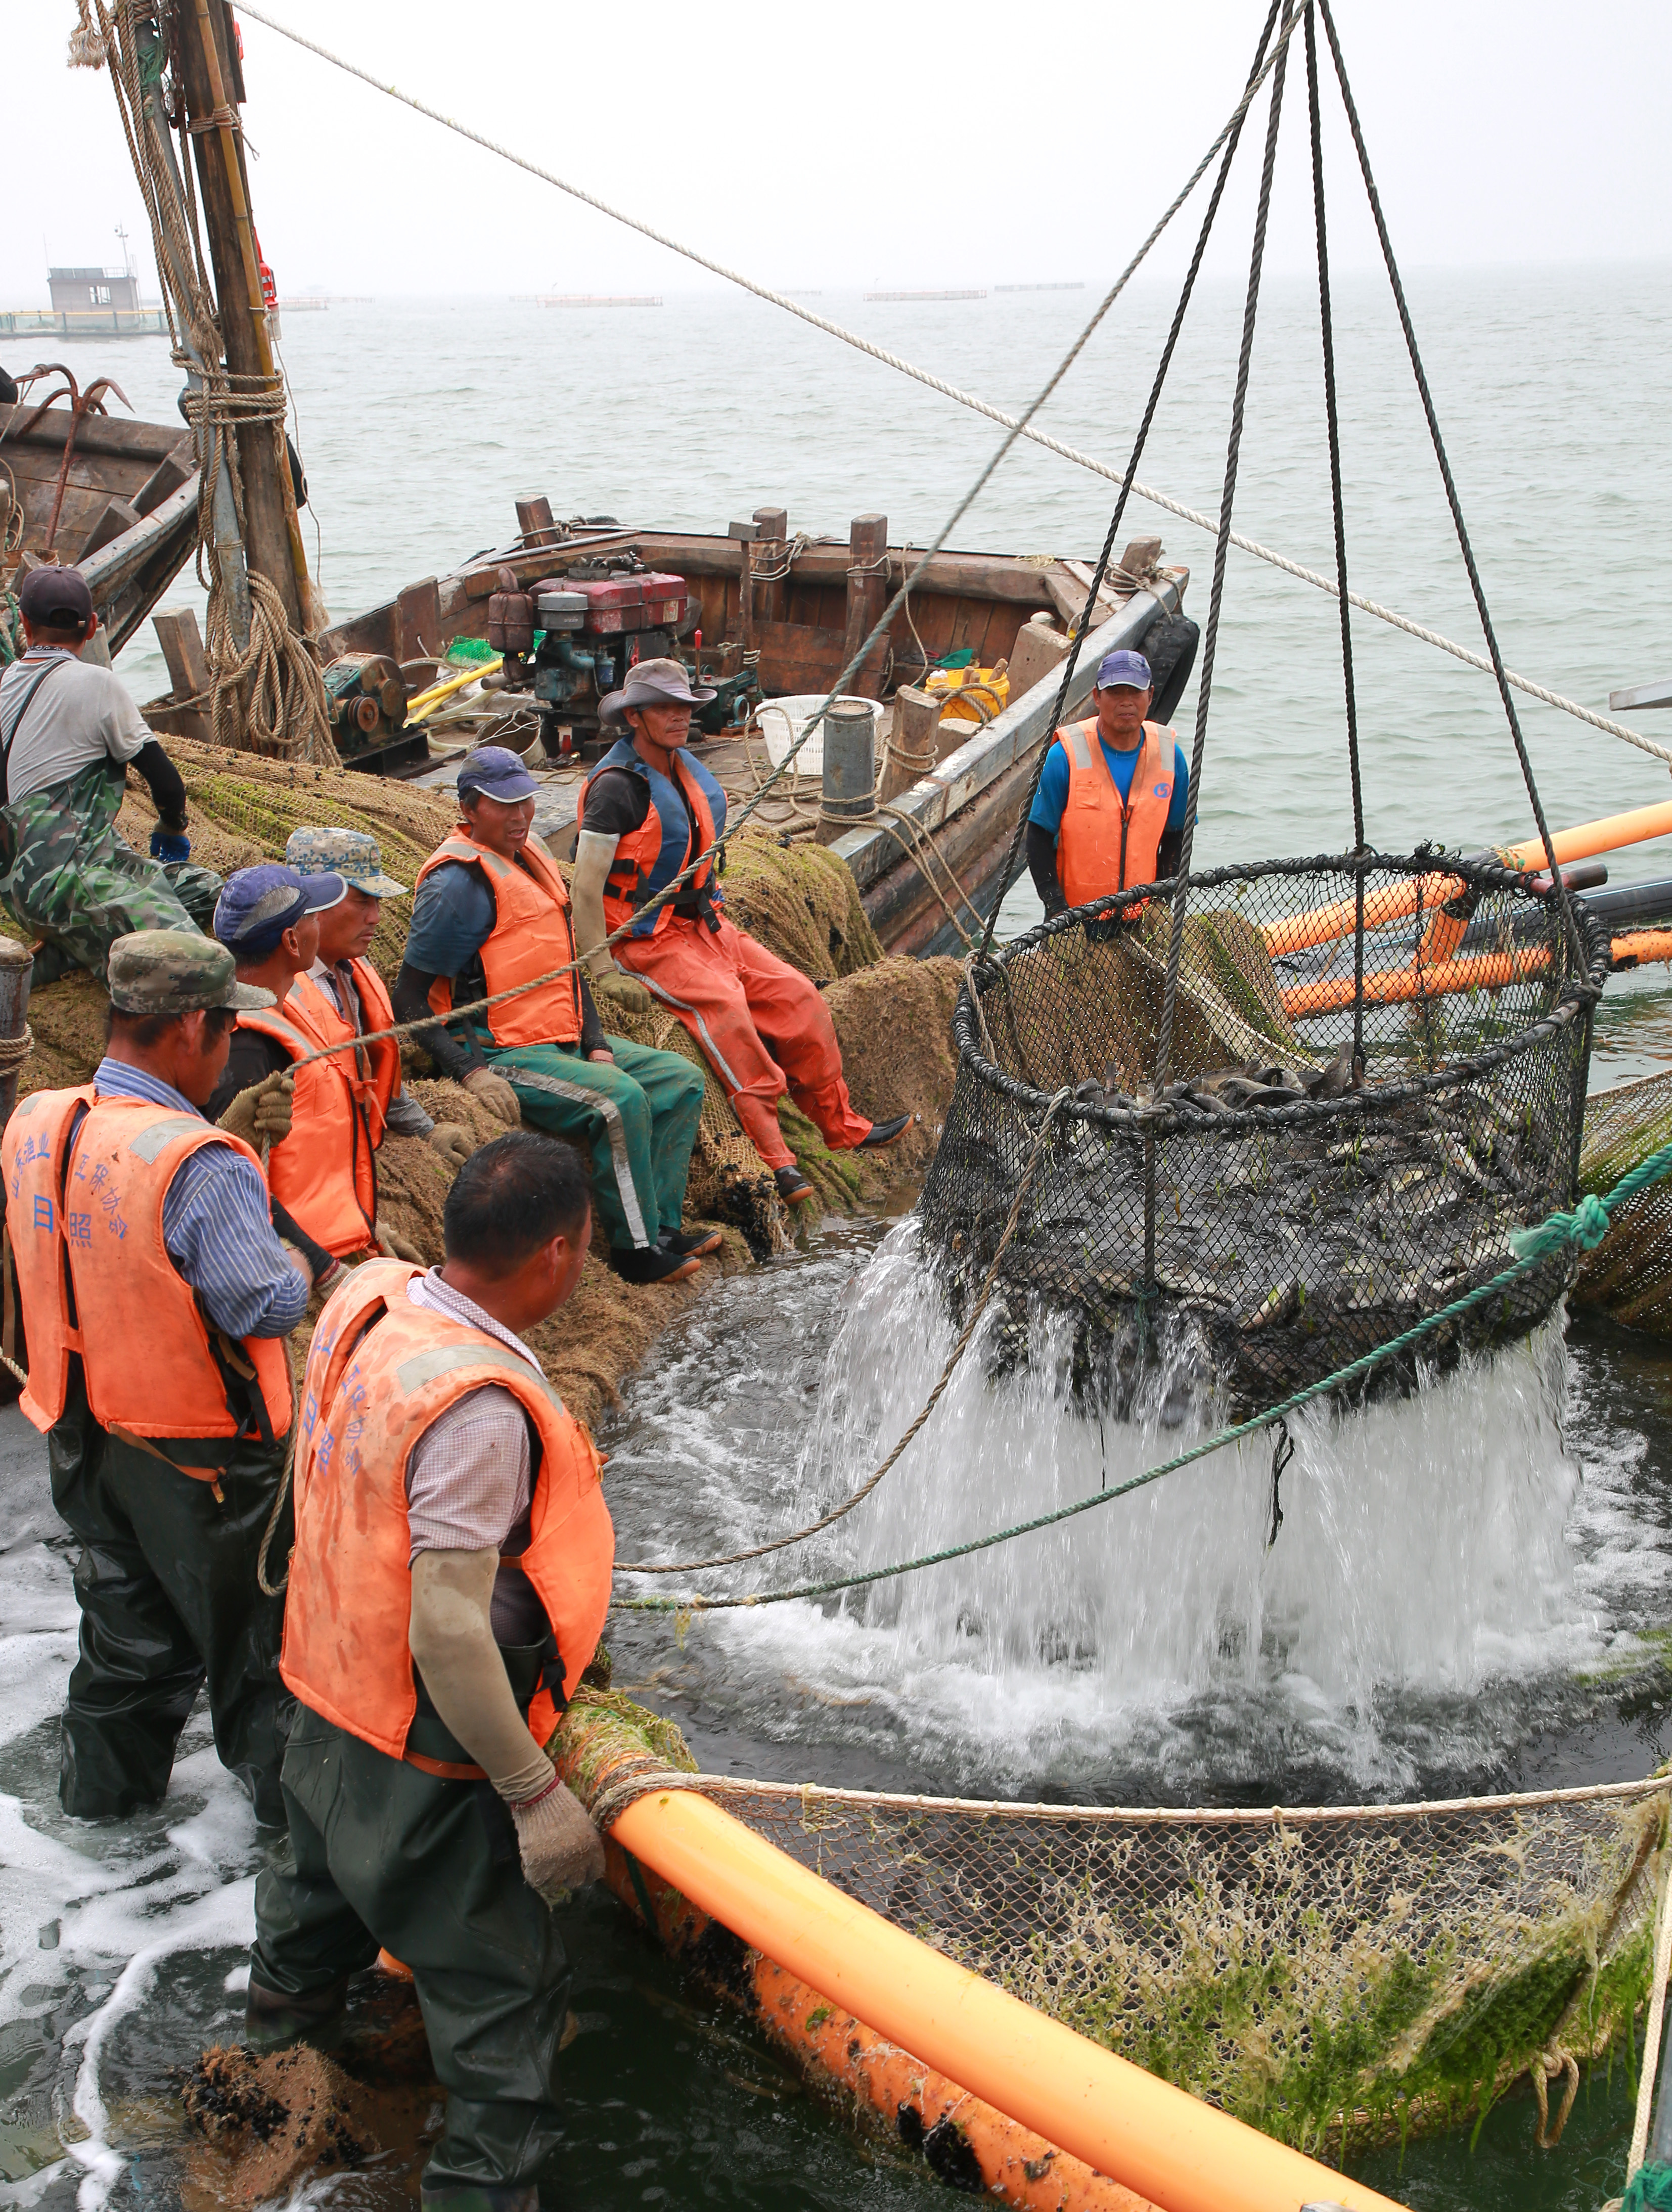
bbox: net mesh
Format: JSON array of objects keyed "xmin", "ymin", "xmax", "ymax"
[
  {"xmin": 920, "ymin": 856, "xmax": 1608, "ymax": 1417},
  {"xmin": 698, "ymin": 1775, "xmax": 1669, "ymax": 2154},
  {"xmin": 1574, "ymin": 1069, "xmax": 1672, "ymax": 1332}
]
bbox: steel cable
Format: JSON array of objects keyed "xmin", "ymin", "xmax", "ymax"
[{"xmin": 229, "ymin": 1, "xmax": 1672, "ymax": 772}]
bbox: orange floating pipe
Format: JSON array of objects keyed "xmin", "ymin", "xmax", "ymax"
[
  {"xmin": 1262, "ymin": 798, "xmax": 1672, "ymax": 959},
  {"xmin": 605, "ymin": 1837, "xmax": 1156, "ymax": 2211},
  {"xmin": 1282, "ymin": 927, "xmax": 1672, "ymax": 1017},
  {"xmin": 1609, "ymin": 929, "xmax": 1672, "ymax": 968},
  {"xmin": 611, "ymin": 1785, "xmax": 1408, "ymax": 2212}
]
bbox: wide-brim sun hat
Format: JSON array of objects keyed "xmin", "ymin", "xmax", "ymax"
[{"xmin": 598, "ymin": 656, "xmax": 717, "ymax": 724}]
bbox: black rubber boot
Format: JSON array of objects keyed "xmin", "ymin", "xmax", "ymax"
[
  {"xmin": 607, "ymin": 1241, "xmax": 700, "ymax": 1285},
  {"xmin": 244, "ymin": 1972, "xmax": 351, "ymax": 2050},
  {"xmin": 658, "ymin": 1224, "xmax": 722, "ymax": 1258},
  {"xmin": 774, "ymin": 1163, "xmax": 814, "ymax": 1205},
  {"xmin": 857, "ymin": 1111, "xmax": 916, "ymax": 1149},
  {"xmin": 420, "ymin": 2186, "xmax": 538, "ymax": 2212}
]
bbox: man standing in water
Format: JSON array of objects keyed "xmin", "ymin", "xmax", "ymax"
[
  {"xmin": 1024, "ymin": 649, "xmax": 1190, "ymax": 920},
  {"xmin": 2, "ymin": 930, "xmax": 315, "ymax": 1822},
  {"xmin": 249, "ymin": 1131, "xmax": 610, "ymax": 2212},
  {"xmin": 0, "ymin": 567, "xmax": 222, "ymax": 982}
]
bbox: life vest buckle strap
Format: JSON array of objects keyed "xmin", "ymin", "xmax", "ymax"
[{"xmin": 403, "ymin": 1748, "xmax": 488, "ymax": 1782}]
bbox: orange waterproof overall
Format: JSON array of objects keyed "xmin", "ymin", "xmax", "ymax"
[{"xmin": 582, "ymin": 742, "xmax": 871, "ymax": 1171}]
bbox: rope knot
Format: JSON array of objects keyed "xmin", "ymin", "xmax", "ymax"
[{"xmin": 1509, "ymin": 1191, "xmax": 1611, "ymax": 1263}]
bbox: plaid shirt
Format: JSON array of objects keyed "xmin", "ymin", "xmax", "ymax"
[{"xmin": 87, "ymin": 1058, "xmax": 309, "ymax": 1341}]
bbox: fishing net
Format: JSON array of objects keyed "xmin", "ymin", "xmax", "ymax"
[
  {"xmin": 1573, "ymin": 1070, "xmax": 1672, "ymax": 1332},
  {"xmin": 550, "ymin": 1693, "xmax": 1672, "ymax": 2159},
  {"xmin": 697, "ymin": 1774, "xmax": 1670, "ymax": 2155},
  {"xmin": 920, "ymin": 855, "xmax": 1609, "ymax": 1418}
]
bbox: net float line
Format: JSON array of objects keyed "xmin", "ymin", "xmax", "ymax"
[
  {"xmin": 1263, "ymin": 797, "xmax": 1672, "ymax": 959},
  {"xmin": 604, "ymin": 1782, "xmax": 1410, "ymax": 2212}
]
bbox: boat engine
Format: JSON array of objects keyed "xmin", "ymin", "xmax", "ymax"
[{"xmin": 485, "ymin": 552, "xmax": 758, "ymax": 758}]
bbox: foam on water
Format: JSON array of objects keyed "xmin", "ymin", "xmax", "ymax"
[{"xmin": 610, "ymin": 1221, "xmax": 1670, "ymax": 1799}]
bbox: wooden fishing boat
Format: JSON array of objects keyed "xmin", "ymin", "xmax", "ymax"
[
  {"xmin": 143, "ymin": 500, "xmax": 1194, "ymax": 959},
  {"xmin": 0, "ymin": 384, "xmax": 199, "ymax": 655}
]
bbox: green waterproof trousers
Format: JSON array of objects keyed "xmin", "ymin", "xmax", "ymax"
[
  {"xmin": 251, "ymin": 1700, "xmax": 572, "ymax": 2198},
  {"xmin": 0, "ymin": 759, "xmax": 222, "ymax": 979},
  {"xmin": 47, "ymin": 1367, "xmax": 292, "ymax": 1822},
  {"xmin": 484, "ymin": 1033, "xmax": 705, "ymax": 1253}
]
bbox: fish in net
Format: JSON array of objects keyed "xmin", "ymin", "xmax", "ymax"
[{"xmin": 920, "ymin": 855, "xmax": 1609, "ymax": 1420}]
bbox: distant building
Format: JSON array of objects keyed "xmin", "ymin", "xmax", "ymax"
[{"xmin": 48, "ymin": 266, "xmax": 145, "ymax": 313}]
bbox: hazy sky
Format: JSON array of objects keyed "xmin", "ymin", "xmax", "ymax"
[{"xmin": 7, "ymin": 0, "xmax": 1670, "ymax": 306}]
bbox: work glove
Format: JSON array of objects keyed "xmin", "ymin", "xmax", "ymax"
[
  {"xmin": 594, "ymin": 968, "xmax": 653, "ymax": 1017},
  {"xmin": 428, "ymin": 1122, "xmax": 474, "ymax": 1172},
  {"xmin": 463, "ymin": 1066, "xmax": 523, "ymax": 1127},
  {"xmin": 217, "ymin": 1069, "xmax": 295, "ymax": 1148},
  {"xmin": 376, "ymin": 1218, "xmax": 427, "ymax": 1265},
  {"xmin": 151, "ymin": 827, "xmax": 192, "ymax": 864},
  {"xmin": 506, "ymin": 1766, "xmax": 607, "ymax": 1905}
]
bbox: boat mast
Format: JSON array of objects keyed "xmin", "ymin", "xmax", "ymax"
[{"xmin": 174, "ymin": 0, "xmax": 324, "ymax": 637}]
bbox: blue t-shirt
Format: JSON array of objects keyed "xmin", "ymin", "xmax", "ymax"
[
  {"xmin": 404, "ymin": 860, "xmax": 497, "ymax": 978},
  {"xmin": 1028, "ymin": 729, "xmax": 1190, "ymax": 838}
]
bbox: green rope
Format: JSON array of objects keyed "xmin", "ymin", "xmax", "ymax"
[
  {"xmin": 1625, "ymin": 2163, "xmax": 1672, "ymax": 2211},
  {"xmin": 612, "ymin": 1135, "xmax": 1672, "ymax": 1617}
]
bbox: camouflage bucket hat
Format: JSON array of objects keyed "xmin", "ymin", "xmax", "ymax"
[
  {"xmin": 107, "ymin": 929, "xmax": 276, "ymax": 1015},
  {"xmin": 286, "ymin": 825, "xmax": 408, "ymax": 898}
]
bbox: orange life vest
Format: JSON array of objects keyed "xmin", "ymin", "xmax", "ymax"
[
  {"xmin": 1052, "ymin": 719, "xmax": 1178, "ymax": 910},
  {"xmin": 414, "ymin": 830, "xmax": 583, "ymax": 1050},
  {"xmin": 235, "ymin": 992, "xmax": 379, "ymax": 1261},
  {"xmin": 281, "ymin": 1258, "xmax": 614, "ymax": 1762},
  {"xmin": 290, "ymin": 960, "xmax": 401, "ymax": 1148},
  {"xmin": 580, "ymin": 737, "xmax": 727, "ymax": 939},
  {"xmin": 3, "ymin": 1088, "xmax": 294, "ymax": 1461}
]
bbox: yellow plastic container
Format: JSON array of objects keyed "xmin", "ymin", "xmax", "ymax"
[{"xmin": 926, "ymin": 660, "xmax": 1010, "ymax": 723}]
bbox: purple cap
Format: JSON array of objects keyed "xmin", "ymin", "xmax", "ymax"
[
  {"xmin": 19, "ymin": 564, "xmax": 95, "ymax": 632},
  {"xmin": 458, "ymin": 745, "xmax": 538, "ymax": 802},
  {"xmin": 1095, "ymin": 649, "xmax": 1152, "ymax": 691},
  {"xmin": 213, "ymin": 862, "xmax": 346, "ymax": 952}
]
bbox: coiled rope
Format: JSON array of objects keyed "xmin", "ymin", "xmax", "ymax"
[
  {"xmin": 608, "ymin": 1132, "xmax": 1672, "ymax": 1613},
  {"xmin": 229, "ymin": 0, "xmax": 1672, "ymax": 774}
]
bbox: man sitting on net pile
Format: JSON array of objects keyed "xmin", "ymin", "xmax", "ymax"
[
  {"xmin": 0, "ymin": 566, "xmax": 222, "ymax": 983},
  {"xmin": 393, "ymin": 746, "xmax": 714, "ymax": 1287},
  {"xmin": 572, "ymin": 659, "xmax": 911, "ymax": 1207}
]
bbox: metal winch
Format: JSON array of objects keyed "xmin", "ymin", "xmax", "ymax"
[{"xmin": 485, "ymin": 550, "xmax": 756, "ymax": 759}]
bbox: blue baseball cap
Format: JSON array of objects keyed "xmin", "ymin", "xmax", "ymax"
[
  {"xmin": 458, "ymin": 746, "xmax": 538, "ymax": 803},
  {"xmin": 1095, "ymin": 649, "xmax": 1152, "ymax": 690},
  {"xmin": 213, "ymin": 862, "xmax": 345, "ymax": 953}
]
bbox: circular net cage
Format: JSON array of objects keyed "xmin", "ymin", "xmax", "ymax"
[{"xmin": 920, "ymin": 854, "xmax": 1610, "ymax": 1419}]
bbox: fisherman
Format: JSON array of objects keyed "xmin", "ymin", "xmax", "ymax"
[
  {"xmin": 571, "ymin": 659, "xmax": 911, "ymax": 1205},
  {"xmin": 392, "ymin": 746, "xmax": 715, "ymax": 1286},
  {"xmin": 248, "ymin": 1131, "xmax": 610, "ymax": 2212},
  {"xmin": 1024, "ymin": 648, "xmax": 1191, "ymax": 921},
  {"xmin": 0, "ymin": 566, "xmax": 222, "ymax": 983},
  {"xmin": 1, "ymin": 930, "xmax": 318, "ymax": 1822},
  {"xmin": 207, "ymin": 835, "xmax": 474, "ymax": 1263}
]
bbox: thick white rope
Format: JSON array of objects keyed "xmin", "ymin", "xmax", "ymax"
[
  {"xmin": 1628, "ymin": 1832, "xmax": 1672, "ymax": 2183},
  {"xmin": 231, "ymin": 1, "xmax": 1671, "ymax": 773}
]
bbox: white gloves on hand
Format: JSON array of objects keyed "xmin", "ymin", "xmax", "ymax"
[
  {"xmin": 217, "ymin": 1069, "xmax": 296, "ymax": 1148},
  {"xmin": 506, "ymin": 1769, "xmax": 607, "ymax": 1905},
  {"xmin": 428, "ymin": 1121, "xmax": 474, "ymax": 1172},
  {"xmin": 463, "ymin": 1067, "xmax": 523, "ymax": 1127}
]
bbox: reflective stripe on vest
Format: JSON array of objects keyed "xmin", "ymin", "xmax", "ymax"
[
  {"xmin": 414, "ymin": 831, "xmax": 583, "ymax": 1049},
  {"xmin": 237, "ymin": 1001, "xmax": 378, "ymax": 1260},
  {"xmin": 281, "ymin": 1259, "xmax": 614, "ymax": 1760},
  {"xmin": 580, "ymin": 737, "xmax": 728, "ymax": 939},
  {"xmin": 1054, "ymin": 719, "xmax": 1177, "ymax": 909},
  {"xmin": 2, "ymin": 1091, "xmax": 293, "ymax": 1454}
]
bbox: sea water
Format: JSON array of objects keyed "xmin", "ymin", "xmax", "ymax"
[{"xmin": 7, "ymin": 268, "xmax": 1672, "ymax": 2207}]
